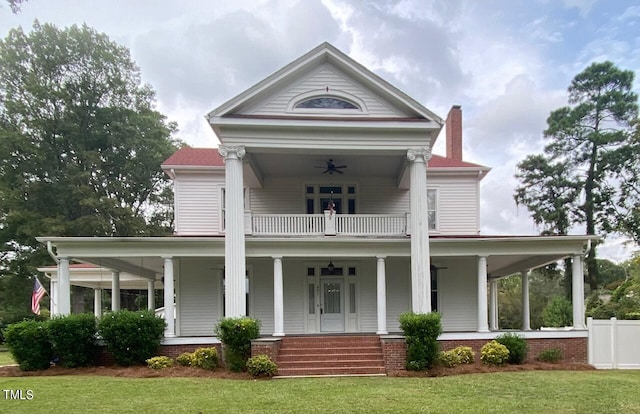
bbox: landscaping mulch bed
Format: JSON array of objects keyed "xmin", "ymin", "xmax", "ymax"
[
  {"xmin": 0, "ymin": 361, "xmax": 594, "ymax": 379},
  {"xmin": 390, "ymin": 361, "xmax": 595, "ymax": 377}
]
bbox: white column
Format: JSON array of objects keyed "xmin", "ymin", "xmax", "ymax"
[
  {"xmin": 57, "ymin": 257, "xmax": 71, "ymax": 315},
  {"xmin": 111, "ymin": 271, "xmax": 120, "ymax": 311},
  {"xmin": 51, "ymin": 280, "xmax": 59, "ymax": 316},
  {"xmin": 376, "ymin": 256, "xmax": 388, "ymax": 335},
  {"xmin": 273, "ymin": 256, "xmax": 284, "ymax": 336},
  {"xmin": 489, "ymin": 280, "xmax": 498, "ymax": 331},
  {"xmin": 163, "ymin": 257, "xmax": 175, "ymax": 337},
  {"xmin": 477, "ymin": 256, "xmax": 489, "ymax": 332},
  {"xmin": 219, "ymin": 145, "xmax": 247, "ymax": 317},
  {"xmin": 94, "ymin": 289, "xmax": 102, "ymax": 318},
  {"xmin": 521, "ymin": 271, "xmax": 531, "ymax": 331},
  {"xmin": 147, "ymin": 280, "xmax": 155, "ymax": 311},
  {"xmin": 407, "ymin": 148, "xmax": 432, "ymax": 313},
  {"xmin": 572, "ymin": 254, "xmax": 586, "ymax": 329}
]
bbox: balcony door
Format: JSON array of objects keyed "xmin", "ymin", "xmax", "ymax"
[{"xmin": 305, "ymin": 185, "xmax": 356, "ymax": 214}]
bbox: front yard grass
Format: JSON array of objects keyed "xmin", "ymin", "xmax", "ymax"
[
  {"xmin": 1, "ymin": 370, "xmax": 639, "ymax": 413},
  {"xmin": 0, "ymin": 350, "xmax": 15, "ymax": 366}
]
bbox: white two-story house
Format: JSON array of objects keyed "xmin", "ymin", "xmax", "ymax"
[{"xmin": 40, "ymin": 43, "xmax": 594, "ymax": 372}]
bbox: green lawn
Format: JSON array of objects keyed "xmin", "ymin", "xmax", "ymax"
[
  {"xmin": 0, "ymin": 371, "xmax": 639, "ymax": 413},
  {"xmin": 0, "ymin": 350, "xmax": 15, "ymax": 366}
]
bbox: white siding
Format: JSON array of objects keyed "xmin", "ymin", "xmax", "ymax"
[
  {"xmin": 250, "ymin": 178, "xmax": 303, "ymax": 214},
  {"xmin": 437, "ymin": 257, "xmax": 477, "ymax": 331},
  {"xmin": 429, "ymin": 174, "xmax": 479, "ymax": 235},
  {"xmin": 177, "ymin": 258, "xmax": 221, "ymax": 336},
  {"xmin": 174, "ymin": 172, "xmax": 223, "ymax": 235},
  {"xmin": 243, "ymin": 63, "xmax": 409, "ymax": 117},
  {"xmin": 357, "ymin": 260, "xmax": 377, "ymax": 333},
  {"xmin": 386, "ymin": 258, "xmax": 412, "ymax": 333},
  {"xmin": 249, "ymin": 259, "xmax": 274, "ymax": 334},
  {"xmin": 283, "ymin": 261, "xmax": 305, "ymax": 334}
]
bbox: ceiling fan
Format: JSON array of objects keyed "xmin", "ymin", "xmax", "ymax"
[{"xmin": 315, "ymin": 159, "xmax": 347, "ymax": 175}]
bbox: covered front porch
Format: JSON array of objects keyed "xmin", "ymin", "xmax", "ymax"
[{"xmin": 39, "ymin": 235, "xmax": 594, "ymax": 340}]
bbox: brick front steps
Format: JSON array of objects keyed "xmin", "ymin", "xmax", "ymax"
[{"xmin": 275, "ymin": 335, "xmax": 386, "ymax": 377}]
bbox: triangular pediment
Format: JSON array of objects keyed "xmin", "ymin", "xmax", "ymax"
[{"xmin": 208, "ymin": 42, "xmax": 443, "ymax": 124}]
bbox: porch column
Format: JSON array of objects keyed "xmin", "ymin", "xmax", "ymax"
[
  {"xmin": 219, "ymin": 145, "xmax": 247, "ymax": 317},
  {"xmin": 163, "ymin": 257, "xmax": 176, "ymax": 337},
  {"xmin": 407, "ymin": 148, "xmax": 432, "ymax": 313},
  {"xmin": 273, "ymin": 256, "xmax": 285, "ymax": 336},
  {"xmin": 521, "ymin": 271, "xmax": 531, "ymax": 331},
  {"xmin": 489, "ymin": 279, "xmax": 498, "ymax": 331},
  {"xmin": 94, "ymin": 289, "xmax": 102, "ymax": 318},
  {"xmin": 477, "ymin": 256, "xmax": 489, "ymax": 332},
  {"xmin": 147, "ymin": 280, "xmax": 155, "ymax": 311},
  {"xmin": 111, "ymin": 271, "xmax": 120, "ymax": 311},
  {"xmin": 376, "ymin": 256, "xmax": 388, "ymax": 335},
  {"xmin": 572, "ymin": 254, "xmax": 586, "ymax": 329},
  {"xmin": 51, "ymin": 280, "xmax": 59, "ymax": 316},
  {"xmin": 57, "ymin": 257, "xmax": 71, "ymax": 315}
]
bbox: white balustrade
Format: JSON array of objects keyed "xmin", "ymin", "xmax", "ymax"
[
  {"xmin": 252, "ymin": 214, "xmax": 324, "ymax": 235},
  {"xmin": 250, "ymin": 213, "xmax": 407, "ymax": 236}
]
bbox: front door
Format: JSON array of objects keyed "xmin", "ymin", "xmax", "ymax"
[{"xmin": 320, "ymin": 279, "xmax": 345, "ymax": 332}]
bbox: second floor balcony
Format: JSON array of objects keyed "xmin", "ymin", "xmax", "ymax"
[{"xmin": 246, "ymin": 211, "xmax": 411, "ymax": 237}]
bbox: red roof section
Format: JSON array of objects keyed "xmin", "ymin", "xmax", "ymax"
[
  {"xmin": 428, "ymin": 154, "xmax": 487, "ymax": 169},
  {"xmin": 162, "ymin": 147, "xmax": 224, "ymax": 167},
  {"xmin": 39, "ymin": 263, "xmax": 98, "ymax": 270},
  {"xmin": 161, "ymin": 148, "xmax": 487, "ymax": 169}
]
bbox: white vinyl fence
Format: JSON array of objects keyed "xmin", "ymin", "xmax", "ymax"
[{"xmin": 588, "ymin": 317, "xmax": 640, "ymax": 369}]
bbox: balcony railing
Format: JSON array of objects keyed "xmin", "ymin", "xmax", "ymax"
[{"xmin": 248, "ymin": 212, "xmax": 409, "ymax": 236}]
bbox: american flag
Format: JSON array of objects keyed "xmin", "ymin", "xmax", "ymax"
[{"xmin": 32, "ymin": 277, "xmax": 47, "ymax": 315}]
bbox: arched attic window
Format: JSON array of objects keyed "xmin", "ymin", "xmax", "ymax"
[
  {"xmin": 296, "ymin": 97, "xmax": 359, "ymax": 110},
  {"xmin": 288, "ymin": 89, "xmax": 367, "ymax": 115}
]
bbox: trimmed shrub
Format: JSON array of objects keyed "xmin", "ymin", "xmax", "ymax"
[
  {"xmin": 214, "ymin": 317, "xmax": 260, "ymax": 372},
  {"xmin": 480, "ymin": 340, "xmax": 509, "ymax": 366},
  {"xmin": 4, "ymin": 320, "xmax": 53, "ymax": 371},
  {"xmin": 246, "ymin": 354, "xmax": 278, "ymax": 378},
  {"xmin": 399, "ymin": 312, "xmax": 442, "ymax": 371},
  {"xmin": 451, "ymin": 346, "xmax": 475, "ymax": 365},
  {"xmin": 48, "ymin": 313, "xmax": 97, "ymax": 368},
  {"xmin": 536, "ymin": 348, "xmax": 563, "ymax": 363},
  {"xmin": 439, "ymin": 350, "xmax": 461, "ymax": 368},
  {"xmin": 543, "ymin": 296, "xmax": 573, "ymax": 327},
  {"xmin": 146, "ymin": 356, "xmax": 174, "ymax": 369},
  {"xmin": 192, "ymin": 347, "xmax": 219, "ymax": 370},
  {"xmin": 495, "ymin": 333, "xmax": 527, "ymax": 364},
  {"xmin": 98, "ymin": 310, "xmax": 166, "ymax": 366},
  {"xmin": 176, "ymin": 352, "xmax": 194, "ymax": 367}
]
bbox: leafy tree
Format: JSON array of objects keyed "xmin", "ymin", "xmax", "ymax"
[
  {"xmin": 515, "ymin": 62, "xmax": 638, "ymax": 291},
  {"xmin": 609, "ymin": 123, "xmax": 640, "ymax": 244},
  {"xmin": 6, "ymin": 0, "xmax": 27, "ymax": 13},
  {"xmin": 0, "ymin": 22, "xmax": 180, "ymax": 320}
]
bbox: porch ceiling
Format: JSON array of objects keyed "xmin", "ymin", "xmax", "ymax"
[{"xmin": 247, "ymin": 152, "xmax": 405, "ymax": 179}]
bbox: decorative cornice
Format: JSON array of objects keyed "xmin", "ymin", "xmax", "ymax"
[
  {"xmin": 406, "ymin": 148, "xmax": 432, "ymax": 163},
  {"xmin": 218, "ymin": 145, "xmax": 246, "ymax": 160}
]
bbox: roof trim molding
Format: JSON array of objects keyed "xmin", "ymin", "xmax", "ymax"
[{"xmin": 207, "ymin": 42, "xmax": 444, "ymax": 125}]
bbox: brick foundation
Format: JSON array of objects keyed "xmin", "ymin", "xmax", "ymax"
[
  {"xmin": 94, "ymin": 342, "xmax": 222, "ymax": 366},
  {"xmin": 251, "ymin": 338, "xmax": 282, "ymax": 362},
  {"xmin": 439, "ymin": 337, "xmax": 587, "ymax": 363},
  {"xmin": 380, "ymin": 336, "xmax": 407, "ymax": 371}
]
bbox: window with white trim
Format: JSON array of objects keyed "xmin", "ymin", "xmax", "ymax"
[
  {"xmin": 220, "ymin": 187, "xmax": 249, "ymax": 231},
  {"xmin": 427, "ymin": 189, "xmax": 437, "ymax": 231}
]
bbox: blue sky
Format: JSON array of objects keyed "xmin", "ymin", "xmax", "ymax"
[{"xmin": 1, "ymin": 0, "xmax": 638, "ymax": 260}]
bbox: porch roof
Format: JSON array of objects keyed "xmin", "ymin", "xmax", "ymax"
[{"xmin": 38, "ymin": 234, "xmax": 597, "ymax": 280}]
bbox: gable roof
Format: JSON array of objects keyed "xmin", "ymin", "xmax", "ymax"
[{"xmin": 207, "ymin": 42, "xmax": 443, "ymax": 124}]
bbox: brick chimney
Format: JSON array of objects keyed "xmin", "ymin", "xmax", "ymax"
[{"xmin": 445, "ymin": 105, "xmax": 463, "ymax": 161}]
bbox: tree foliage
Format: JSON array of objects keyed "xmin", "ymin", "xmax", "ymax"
[
  {"xmin": 0, "ymin": 22, "xmax": 180, "ymax": 322},
  {"xmin": 514, "ymin": 61, "xmax": 638, "ymax": 291}
]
